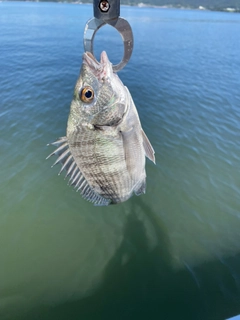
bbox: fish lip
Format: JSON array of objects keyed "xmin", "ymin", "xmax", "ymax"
[
  {"xmin": 83, "ymin": 52, "xmax": 100, "ymax": 70},
  {"xmin": 83, "ymin": 51, "xmax": 112, "ymax": 80},
  {"xmin": 100, "ymin": 51, "xmax": 109, "ymax": 64}
]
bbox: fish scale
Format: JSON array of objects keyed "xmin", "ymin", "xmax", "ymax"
[
  {"xmin": 47, "ymin": 51, "xmax": 155, "ymax": 206},
  {"xmin": 69, "ymin": 129, "xmax": 130, "ymax": 202}
]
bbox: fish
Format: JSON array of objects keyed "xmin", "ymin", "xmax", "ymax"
[{"xmin": 47, "ymin": 51, "xmax": 155, "ymax": 206}]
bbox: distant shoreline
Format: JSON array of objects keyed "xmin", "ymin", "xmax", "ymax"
[{"xmin": 2, "ymin": 0, "xmax": 240, "ymax": 13}]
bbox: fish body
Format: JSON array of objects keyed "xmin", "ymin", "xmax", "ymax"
[{"xmin": 47, "ymin": 51, "xmax": 155, "ymax": 206}]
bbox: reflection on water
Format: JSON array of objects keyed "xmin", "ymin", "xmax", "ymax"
[
  {"xmin": 1, "ymin": 195, "xmax": 240, "ymax": 320},
  {"xmin": 19, "ymin": 200, "xmax": 240, "ymax": 320},
  {"xmin": 1, "ymin": 2, "xmax": 240, "ymax": 320}
]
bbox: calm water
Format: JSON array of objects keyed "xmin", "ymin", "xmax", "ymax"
[{"xmin": 1, "ymin": 2, "xmax": 240, "ymax": 319}]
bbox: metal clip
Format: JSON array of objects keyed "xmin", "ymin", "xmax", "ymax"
[{"xmin": 83, "ymin": 0, "xmax": 133, "ymax": 72}]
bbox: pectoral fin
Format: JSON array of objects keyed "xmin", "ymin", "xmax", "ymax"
[
  {"xmin": 141, "ymin": 129, "xmax": 155, "ymax": 164},
  {"xmin": 121, "ymin": 127, "xmax": 139, "ymax": 173},
  {"xmin": 120, "ymin": 128, "xmax": 146, "ymax": 197},
  {"xmin": 134, "ymin": 178, "xmax": 146, "ymax": 196}
]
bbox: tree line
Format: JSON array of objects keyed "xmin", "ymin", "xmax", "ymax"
[{"xmin": 14, "ymin": 0, "xmax": 240, "ymax": 10}]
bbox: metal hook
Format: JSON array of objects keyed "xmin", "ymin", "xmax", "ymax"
[
  {"xmin": 83, "ymin": 17, "xmax": 133, "ymax": 72},
  {"xmin": 93, "ymin": 0, "xmax": 120, "ymax": 21},
  {"xmin": 83, "ymin": 0, "xmax": 134, "ymax": 72}
]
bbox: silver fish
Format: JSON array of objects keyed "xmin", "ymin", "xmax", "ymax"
[{"xmin": 47, "ymin": 51, "xmax": 155, "ymax": 206}]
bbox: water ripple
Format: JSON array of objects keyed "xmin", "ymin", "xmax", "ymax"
[{"xmin": 1, "ymin": 3, "xmax": 240, "ymax": 319}]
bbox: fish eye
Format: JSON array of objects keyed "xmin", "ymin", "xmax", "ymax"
[{"xmin": 80, "ymin": 86, "xmax": 94, "ymax": 103}]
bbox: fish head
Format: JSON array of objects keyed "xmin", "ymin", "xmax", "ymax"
[{"xmin": 68, "ymin": 51, "xmax": 127, "ymax": 129}]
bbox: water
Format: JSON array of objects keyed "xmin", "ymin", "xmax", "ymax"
[{"xmin": 1, "ymin": 2, "xmax": 240, "ymax": 319}]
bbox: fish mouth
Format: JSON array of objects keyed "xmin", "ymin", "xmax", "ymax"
[{"xmin": 83, "ymin": 51, "xmax": 113, "ymax": 80}]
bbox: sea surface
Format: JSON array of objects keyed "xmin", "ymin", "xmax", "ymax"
[{"xmin": 1, "ymin": 2, "xmax": 240, "ymax": 319}]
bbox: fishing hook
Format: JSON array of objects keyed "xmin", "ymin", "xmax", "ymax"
[{"xmin": 83, "ymin": 0, "xmax": 134, "ymax": 72}]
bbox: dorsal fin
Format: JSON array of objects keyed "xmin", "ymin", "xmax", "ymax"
[{"xmin": 47, "ymin": 137, "xmax": 110, "ymax": 206}]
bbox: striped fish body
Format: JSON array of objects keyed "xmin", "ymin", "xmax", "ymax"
[
  {"xmin": 47, "ymin": 51, "xmax": 155, "ymax": 206},
  {"xmin": 68, "ymin": 126, "xmax": 130, "ymax": 204},
  {"xmin": 67, "ymin": 88, "xmax": 149, "ymax": 204}
]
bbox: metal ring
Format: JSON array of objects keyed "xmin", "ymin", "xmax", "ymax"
[{"xmin": 83, "ymin": 17, "xmax": 133, "ymax": 72}]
